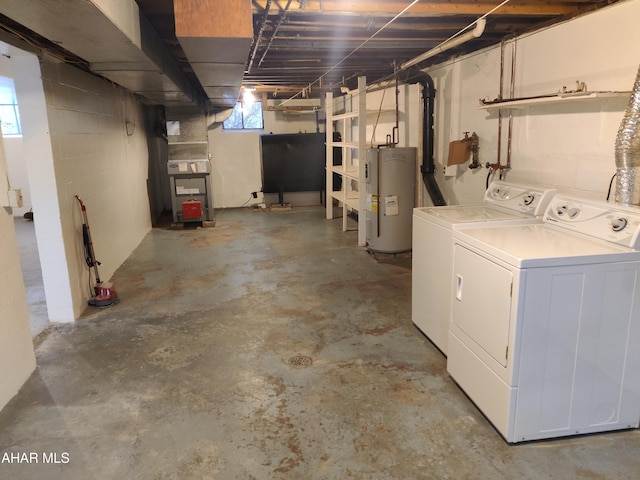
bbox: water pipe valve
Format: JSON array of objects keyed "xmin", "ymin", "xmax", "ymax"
[{"xmin": 464, "ymin": 132, "xmax": 481, "ymax": 169}]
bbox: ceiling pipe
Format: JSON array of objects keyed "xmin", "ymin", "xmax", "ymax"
[
  {"xmin": 408, "ymin": 68, "xmax": 446, "ymax": 206},
  {"xmin": 392, "ymin": 18, "xmax": 485, "ymax": 207},
  {"xmin": 258, "ymin": 0, "xmax": 294, "ymax": 68},
  {"xmin": 400, "ymin": 18, "xmax": 486, "ymax": 71},
  {"xmin": 357, "ymin": 16, "xmax": 487, "ymax": 206},
  {"xmin": 246, "ymin": 0, "xmax": 273, "ymax": 73}
]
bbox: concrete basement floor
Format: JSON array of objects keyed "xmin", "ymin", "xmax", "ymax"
[{"xmin": 1, "ymin": 206, "xmax": 640, "ymax": 479}]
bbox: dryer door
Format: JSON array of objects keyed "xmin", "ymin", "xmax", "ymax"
[{"xmin": 452, "ymin": 244, "xmax": 512, "ymax": 368}]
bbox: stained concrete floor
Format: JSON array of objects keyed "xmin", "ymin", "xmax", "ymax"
[
  {"xmin": 14, "ymin": 217, "xmax": 49, "ymax": 338},
  {"xmin": 1, "ymin": 206, "xmax": 640, "ymax": 479}
]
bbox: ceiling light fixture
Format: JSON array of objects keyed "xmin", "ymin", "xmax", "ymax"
[{"xmin": 243, "ymin": 87, "xmax": 256, "ymax": 104}]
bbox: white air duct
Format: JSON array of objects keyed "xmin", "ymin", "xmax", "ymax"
[{"xmin": 615, "ymin": 65, "xmax": 640, "ymax": 205}]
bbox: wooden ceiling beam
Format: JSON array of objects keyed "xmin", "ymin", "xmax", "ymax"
[{"xmin": 252, "ymin": 1, "xmax": 587, "ymax": 17}]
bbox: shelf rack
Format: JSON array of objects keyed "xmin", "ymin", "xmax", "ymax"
[
  {"xmin": 325, "ymin": 76, "xmax": 367, "ymax": 246},
  {"xmin": 478, "ymin": 91, "xmax": 631, "ymax": 111}
]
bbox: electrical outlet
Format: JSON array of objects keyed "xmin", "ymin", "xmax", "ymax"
[
  {"xmin": 443, "ymin": 165, "xmax": 458, "ymax": 177},
  {"xmin": 7, "ymin": 188, "xmax": 23, "ymax": 208}
]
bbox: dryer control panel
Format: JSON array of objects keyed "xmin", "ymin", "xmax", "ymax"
[
  {"xmin": 483, "ymin": 180, "xmax": 555, "ymax": 216},
  {"xmin": 544, "ymin": 196, "xmax": 640, "ymax": 249}
]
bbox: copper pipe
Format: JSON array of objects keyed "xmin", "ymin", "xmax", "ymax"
[
  {"xmin": 506, "ymin": 38, "xmax": 517, "ymax": 172},
  {"xmin": 496, "ymin": 39, "xmax": 505, "ymax": 169}
]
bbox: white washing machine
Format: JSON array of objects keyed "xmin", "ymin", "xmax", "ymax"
[
  {"xmin": 412, "ymin": 180, "xmax": 556, "ymax": 355},
  {"xmin": 448, "ymin": 195, "xmax": 640, "ymax": 443}
]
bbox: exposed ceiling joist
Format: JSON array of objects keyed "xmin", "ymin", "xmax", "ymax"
[
  {"xmin": 251, "ymin": 0, "xmax": 592, "ymax": 17},
  {"xmin": 0, "ymin": 0, "xmax": 619, "ymax": 109},
  {"xmin": 243, "ymin": 0, "xmax": 615, "ymax": 97}
]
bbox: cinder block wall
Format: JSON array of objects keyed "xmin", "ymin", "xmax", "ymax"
[
  {"xmin": 37, "ymin": 58, "xmax": 153, "ymax": 318},
  {"xmin": 424, "ymin": 0, "xmax": 640, "ymax": 206},
  {"xmin": 209, "ymin": 99, "xmax": 322, "ymax": 208},
  {"xmin": 0, "ymin": 137, "xmax": 36, "ymax": 411}
]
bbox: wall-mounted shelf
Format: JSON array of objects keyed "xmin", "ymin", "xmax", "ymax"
[{"xmin": 478, "ymin": 91, "xmax": 631, "ymax": 111}]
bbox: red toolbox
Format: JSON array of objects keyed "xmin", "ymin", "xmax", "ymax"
[{"xmin": 182, "ymin": 200, "xmax": 202, "ymax": 219}]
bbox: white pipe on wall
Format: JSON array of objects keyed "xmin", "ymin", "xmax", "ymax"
[{"xmin": 400, "ymin": 19, "xmax": 486, "ymax": 71}]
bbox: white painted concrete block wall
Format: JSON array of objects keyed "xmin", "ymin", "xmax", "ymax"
[
  {"xmin": 209, "ymin": 87, "xmax": 422, "ymax": 209},
  {"xmin": 11, "ymin": 52, "xmax": 75, "ymax": 322},
  {"xmin": 425, "ymin": 0, "xmax": 640, "ymax": 206},
  {"xmin": 0, "ymin": 47, "xmax": 30, "ymax": 217},
  {"xmin": 209, "ymin": 99, "xmax": 322, "ymax": 208},
  {"xmin": 0, "ymin": 138, "xmax": 36, "ymax": 411},
  {"xmin": 37, "ymin": 59, "xmax": 152, "ymax": 318},
  {"xmin": 0, "ymin": 49, "xmax": 151, "ymax": 412},
  {"xmin": 3, "ymin": 137, "xmax": 29, "ymax": 217},
  {"xmin": 364, "ymin": 83, "xmax": 421, "ymax": 149}
]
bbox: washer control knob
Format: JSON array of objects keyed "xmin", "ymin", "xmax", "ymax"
[
  {"xmin": 556, "ymin": 205, "xmax": 568, "ymax": 216},
  {"xmin": 493, "ymin": 188, "xmax": 508, "ymax": 199},
  {"xmin": 612, "ymin": 217, "xmax": 628, "ymax": 232},
  {"xmin": 523, "ymin": 194, "xmax": 535, "ymax": 206},
  {"xmin": 568, "ymin": 208, "xmax": 580, "ymax": 219}
]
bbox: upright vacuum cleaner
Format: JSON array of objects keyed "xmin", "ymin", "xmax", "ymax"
[{"xmin": 75, "ymin": 196, "xmax": 118, "ymax": 307}]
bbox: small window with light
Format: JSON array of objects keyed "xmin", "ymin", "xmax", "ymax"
[
  {"xmin": 0, "ymin": 76, "xmax": 21, "ymax": 136},
  {"xmin": 223, "ymin": 88, "xmax": 264, "ymax": 130}
]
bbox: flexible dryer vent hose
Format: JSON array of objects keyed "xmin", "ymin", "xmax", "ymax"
[{"xmin": 615, "ymin": 65, "xmax": 640, "ymax": 205}]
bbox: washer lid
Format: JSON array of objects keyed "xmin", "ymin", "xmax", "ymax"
[
  {"xmin": 413, "ymin": 205, "xmax": 533, "ymax": 227},
  {"xmin": 453, "ymin": 223, "xmax": 640, "ymax": 268},
  {"xmin": 413, "ymin": 180, "xmax": 555, "ymax": 228}
]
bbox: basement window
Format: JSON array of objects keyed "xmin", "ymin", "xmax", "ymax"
[
  {"xmin": 0, "ymin": 76, "xmax": 21, "ymax": 136},
  {"xmin": 223, "ymin": 101, "xmax": 264, "ymax": 130}
]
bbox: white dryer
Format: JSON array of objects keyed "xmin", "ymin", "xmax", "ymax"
[
  {"xmin": 449, "ymin": 195, "xmax": 640, "ymax": 443},
  {"xmin": 412, "ymin": 181, "xmax": 555, "ymax": 355}
]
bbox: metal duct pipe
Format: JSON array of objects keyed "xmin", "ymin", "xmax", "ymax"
[
  {"xmin": 615, "ymin": 65, "xmax": 640, "ymax": 205},
  {"xmin": 207, "ymin": 108, "xmax": 234, "ymax": 127}
]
